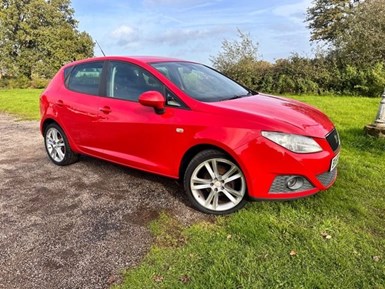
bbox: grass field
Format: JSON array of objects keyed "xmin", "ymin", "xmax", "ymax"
[
  {"xmin": 0, "ymin": 89, "xmax": 42, "ymax": 120},
  {"xmin": 116, "ymin": 96, "xmax": 385, "ymax": 289},
  {"xmin": 1, "ymin": 89, "xmax": 384, "ymax": 288}
]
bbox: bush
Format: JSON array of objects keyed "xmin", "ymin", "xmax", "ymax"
[
  {"xmin": 213, "ymin": 51, "xmax": 385, "ymax": 97},
  {"xmin": 211, "ymin": 32, "xmax": 385, "ymax": 97},
  {"xmin": 0, "ymin": 77, "xmax": 10, "ymax": 88},
  {"xmin": 0, "ymin": 75, "xmax": 49, "ymax": 89},
  {"xmin": 7, "ymin": 75, "xmax": 31, "ymax": 89},
  {"xmin": 30, "ymin": 77, "xmax": 50, "ymax": 89}
]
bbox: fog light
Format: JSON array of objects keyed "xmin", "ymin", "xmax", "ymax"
[{"xmin": 286, "ymin": 176, "xmax": 304, "ymax": 190}]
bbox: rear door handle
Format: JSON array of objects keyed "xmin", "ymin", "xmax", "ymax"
[
  {"xmin": 56, "ymin": 100, "xmax": 64, "ymax": 107},
  {"xmin": 99, "ymin": 106, "xmax": 112, "ymax": 114}
]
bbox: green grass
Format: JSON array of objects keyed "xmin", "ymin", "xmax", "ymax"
[
  {"xmin": 0, "ymin": 88, "xmax": 42, "ymax": 120},
  {"xmin": 1, "ymin": 90, "xmax": 384, "ymax": 288},
  {"xmin": 115, "ymin": 95, "xmax": 385, "ymax": 289}
]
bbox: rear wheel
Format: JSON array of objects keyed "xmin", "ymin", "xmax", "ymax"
[
  {"xmin": 184, "ymin": 150, "xmax": 247, "ymax": 214},
  {"xmin": 44, "ymin": 123, "xmax": 78, "ymax": 166}
]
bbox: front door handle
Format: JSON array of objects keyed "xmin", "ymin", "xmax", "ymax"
[{"xmin": 99, "ymin": 106, "xmax": 112, "ymax": 114}]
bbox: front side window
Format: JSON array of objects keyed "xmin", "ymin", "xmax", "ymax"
[
  {"xmin": 106, "ymin": 61, "xmax": 164, "ymax": 102},
  {"xmin": 151, "ymin": 62, "xmax": 251, "ymax": 102},
  {"xmin": 67, "ymin": 62, "xmax": 103, "ymax": 95}
]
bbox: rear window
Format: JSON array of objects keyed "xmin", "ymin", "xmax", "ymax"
[{"xmin": 66, "ymin": 62, "xmax": 104, "ymax": 95}]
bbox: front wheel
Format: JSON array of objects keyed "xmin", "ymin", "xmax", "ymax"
[
  {"xmin": 44, "ymin": 123, "xmax": 78, "ymax": 166},
  {"xmin": 184, "ymin": 150, "xmax": 247, "ymax": 214}
]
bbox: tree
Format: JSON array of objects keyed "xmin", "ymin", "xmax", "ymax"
[
  {"xmin": 210, "ymin": 30, "xmax": 259, "ymax": 88},
  {"xmin": 335, "ymin": 0, "xmax": 385, "ymax": 66},
  {"xmin": 0, "ymin": 0, "xmax": 94, "ymax": 84},
  {"xmin": 306, "ymin": 0, "xmax": 363, "ymax": 43},
  {"xmin": 306, "ymin": 0, "xmax": 385, "ymax": 96}
]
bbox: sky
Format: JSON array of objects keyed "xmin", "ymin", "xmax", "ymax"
[{"xmin": 71, "ymin": 0, "xmax": 314, "ymax": 65}]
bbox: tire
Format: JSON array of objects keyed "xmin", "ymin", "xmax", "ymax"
[
  {"xmin": 184, "ymin": 149, "xmax": 247, "ymax": 214},
  {"xmin": 44, "ymin": 123, "xmax": 78, "ymax": 166}
]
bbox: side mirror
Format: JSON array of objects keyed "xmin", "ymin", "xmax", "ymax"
[{"xmin": 138, "ymin": 91, "xmax": 165, "ymax": 114}]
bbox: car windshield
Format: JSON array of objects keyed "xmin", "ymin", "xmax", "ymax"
[{"xmin": 150, "ymin": 62, "xmax": 253, "ymax": 102}]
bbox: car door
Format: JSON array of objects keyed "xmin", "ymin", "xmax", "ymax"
[
  {"xmin": 93, "ymin": 61, "xmax": 192, "ymax": 176},
  {"xmin": 59, "ymin": 61, "xmax": 104, "ymax": 149}
]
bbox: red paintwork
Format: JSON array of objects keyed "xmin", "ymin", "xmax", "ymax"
[{"xmin": 40, "ymin": 56, "xmax": 339, "ymax": 199}]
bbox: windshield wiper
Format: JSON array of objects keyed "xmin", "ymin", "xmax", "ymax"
[
  {"xmin": 228, "ymin": 95, "xmax": 246, "ymax": 100},
  {"xmin": 227, "ymin": 91, "xmax": 255, "ymax": 100}
]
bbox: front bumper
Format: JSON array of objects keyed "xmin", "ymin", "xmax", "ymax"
[{"xmin": 234, "ymin": 129, "xmax": 340, "ymax": 200}]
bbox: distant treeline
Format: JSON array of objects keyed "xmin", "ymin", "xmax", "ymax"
[
  {"xmin": 1, "ymin": 0, "xmax": 384, "ymax": 97},
  {"xmin": 216, "ymin": 54, "xmax": 385, "ymax": 97},
  {"xmin": 3, "ymin": 53, "xmax": 384, "ymax": 97}
]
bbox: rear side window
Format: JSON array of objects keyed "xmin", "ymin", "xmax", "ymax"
[
  {"xmin": 67, "ymin": 62, "xmax": 103, "ymax": 95},
  {"xmin": 64, "ymin": 67, "xmax": 73, "ymax": 80}
]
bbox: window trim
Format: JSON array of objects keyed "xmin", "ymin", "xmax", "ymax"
[
  {"xmin": 64, "ymin": 66, "xmax": 75, "ymax": 83},
  {"xmin": 164, "ymin": 88, "xmax": 189, "ymax": 109}
]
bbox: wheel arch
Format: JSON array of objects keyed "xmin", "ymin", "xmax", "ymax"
[
  {"xmin": 41, "ymin": 117, "xmax": 80, "ymax": 153},
  {"xmin": 41, "ymin": 118, "xmax": 58, "ymax": 135},
  {"xmin": 178, "ymin": 144, "xmax": 239, "ymax": 180},
  {"xmin": 42, "ymin": 119, "xmax": 79, "ymax": 165}
]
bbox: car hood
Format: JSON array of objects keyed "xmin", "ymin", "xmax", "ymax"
[{"xmin": 209, "ymin": 93, "xmax": 334, "ymax": 137}]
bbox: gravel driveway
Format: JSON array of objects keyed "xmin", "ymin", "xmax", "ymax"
[{"xmin": 0, "ymin": 114, "xmax": 206, "ymax": 289}]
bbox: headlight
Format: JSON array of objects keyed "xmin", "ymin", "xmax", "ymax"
[{"xmin": 261, "ymin": 131, "xmax": 322, "ymax": 153}]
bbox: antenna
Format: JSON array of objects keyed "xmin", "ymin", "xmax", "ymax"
[{"xmin": 95, "ymin": 40, "xmax": 106, "ymax": 57}]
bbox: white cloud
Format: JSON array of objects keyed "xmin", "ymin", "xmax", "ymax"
[
  {"xmin": 272, "ymin": 0, "xmax": 312, "ymax": 24},
  {"xmin": 143, "ymin": 0, "xmax": 213, "ymax": 7},
  {"xmin": 111, "ymin": 25, "xmax": 226, "ymax": 48},
  {"xmin": 151, "ymin": 27, "xmax": 227, "ymax": 45},
  {"xmin": 111, "ymin": 25, "xmax": 139, "ymax": 46},
  {"xmin": 248, "ymin": 8, "xmax": 270, "ymax": 16}
]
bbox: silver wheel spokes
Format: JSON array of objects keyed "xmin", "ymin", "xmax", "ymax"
[
  {"xmin": 191, "ymin": 158, "xmax": 246, "ymax": 211},
  {"xmin": 46, "ymin": 128, "xmax": 66, "ymax": 162}
]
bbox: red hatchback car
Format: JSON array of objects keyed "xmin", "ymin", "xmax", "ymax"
[{"xmin": 40, "ymin": 56, "xmax": 340, "ymax": 214}]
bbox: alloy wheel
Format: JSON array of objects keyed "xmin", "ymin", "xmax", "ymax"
[
  {"xmin": 45, "ymin": 127, "xmax": 66, "ymax": 163},
  {"xmin": 190, "ymin": 158, "xmax": 246, "ymax": 212}
]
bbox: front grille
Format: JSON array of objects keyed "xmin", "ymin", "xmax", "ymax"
[
  {"xmin": 269, "ymin": 176, "xmax": 314, "ymax": 194},
  {"xmin": 316, "ymin": 169, "xmax": 337, "ymax": 187},
  {"xmin": 326, "ymin": 129, "xmax": 340, "ymax": 152}
]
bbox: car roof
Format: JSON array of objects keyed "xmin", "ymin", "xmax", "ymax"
[{"xmin": 63, "ymin": 55, "xmax": 194, "ymax": 68}]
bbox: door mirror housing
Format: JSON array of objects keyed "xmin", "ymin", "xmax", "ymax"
[{"xmin": 139, "ymin": 91, "xmax": 165, "ymax": 114}]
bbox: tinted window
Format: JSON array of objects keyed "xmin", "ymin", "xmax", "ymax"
[
  {"xmin": 64, "ymin": 67, "xmax": 73, "ymax": 80},
  {"xmin": 67, "ymin": 62, "xmax": 103, "ymax": 95},
  {"xmin": 106, "ymin": 61, "xmax": 164, "ymax": 102}
]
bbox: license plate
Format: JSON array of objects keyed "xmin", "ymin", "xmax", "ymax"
[{"xmin": 330, "ymin": 153, "xmax": 340, "ymax": 172}]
